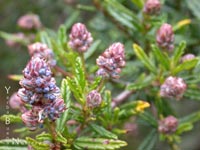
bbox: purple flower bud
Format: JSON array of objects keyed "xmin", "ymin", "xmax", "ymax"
[
  {"xmin": 21, "ymin": 111, "xmax": 39, "ymax": 131},
  {"xmin": 17, "ymin": 14, "xmax": 42, "ymax": 30},
  {"xmin": 143, "ymin": 0, "xmax": 161, "ymax": 15},
  {"xmin": 96, "ymin": 42, "xmax": 125, "ymax": 79},
  {"xmin": 158, "ymin": 116, "xmax": 178, "ymax": 134},
  {"xmin": 181, "ymin": 53, "xmax": 195, "ymax": 62},
  {"xmin": 28, "ymin": 42, "xmax": 56, "ymax": 66},
  {"xmin": 68, "ymin": 23, "xmax": 93, "ymax": 53},
  {"xmin": 160, "ymin": 76, "xmax": 187, "ymax": 100},
  {"xmin": 156, "ymin": 23, "xmax": 174, "ymax": 51},
  {"xmin": 9, "ymin": 93, "xmax": 26, "ymax": 112},
  {"xmin": 5, "ymin": 33, "xmax": 25, "ymax": 48},
  {"xmin": 44, "ymin": 99, "xmax": 66, "ymax": 121},
  {"xmin": 86, "ymin": 90, "xmax": 102, "ymax": 108}
]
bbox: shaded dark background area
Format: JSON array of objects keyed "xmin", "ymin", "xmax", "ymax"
[{"xmin": 1, "ymin": 0, "xmax": 200, "ymax": 150}]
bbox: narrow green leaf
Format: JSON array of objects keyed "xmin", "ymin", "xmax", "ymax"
[
  {"xmin": 186, "ymin": 0, "xmax": 200, "ymax": 19},
  {"xmin": 0, "ymin": 138, "xmax": 27, "ymax": 146},
  {"xmin": 133, "ymin": 44, "xmax": 157, "ymax": 74},
  {"xmin": 77, "ymin": 4, "xmax": 96, "ymax": 11},
  {"xmin": 8, "ymin": 74, "xmax": 23, "ymax": 81},
  {"xmin": 139, "ymin": 112, "xmax": 158, "ymax": 127},
  {"xmin": 56, "ymin": 132, "xmax": 67, "ymax": 144},
  {"xmin": 74, "ymin": 137, "xmax": 127, "ymax": 150},
  {"xmin": 57, "ymin": 79, "xmax": 71, "ymax": 132},
  {"xmin": 26, "ymin": 137, "xmax": 50, "ymax": 150},
  {"xmin": 151, "ymin": 45, "xmax": 170, "ymax": 70},
  {"xmin": 184, "ymin": 88, "xmax": 200, "ymax": 101},
  {"xmin": 179, "ymin": 111, "xmax": 200, "ymax": 124},
  {"xmin": 89, "ymin": 76, "xmax": 102, "ymax": 91},
  {"xmin": 131, "ymin": 0, "xmax": 144, "ymax": 9},
  {"xmin": 66, "ymin": 77, "xmax": 82, "ymax": 102},
  {"xmin": 75, "ymin": 57, "xmax": 86, "ymax": 91},
  {"xmin": 39, "ymin": 31, "xmax": 52, "ymax": 49},
  {"xmin": 0, "ymin": 114, "xmax": 21, "ymax": 123},
  {"xmin": 107, "ymin": 6, "xmax": 135, "ymax": 30},
  {"xmin": 84, "ymin": 40, "xmax": 101, "ymax": 60},
  {"xmin": 127, "ymin": 73, "xmax": 155, "ymax": 90},
  {"xmin": 57, "ymin": 25, "xmax": 67, "ymax": 48},
  {"xmin": 176, "ymin": 123, "xmax": 193, "ymax": 135},
  {"xmin": 119, "ymin": 101, "xmax": 150, "ymax": 120},
  {"xmin": 173, "ymin": 58, "xmax": 198, "ymax": 74},
  {"xmin": 172, "ymin": 41, "xmax": 186, "ymax": 67},
  {"xmin": 105, "ymin": 0, "xmax": 141, "ymax": 30},
  {"xmin": 36, "ymin": 133, "xmax": 52, "ymax": 141},
  {"xmin": 138, "ymin": 130, "xmax": 157, "ymax": 150},
  {"xmin": 90, "ymin": 124, "xmax": 118, "ymax": 139},
  {"xmin": 64, "ymin": 10, "xmax": 80, "ymax": 30}
]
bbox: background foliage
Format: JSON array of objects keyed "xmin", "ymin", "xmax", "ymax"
[{"xmin": 1, "ymin": 0, "xmax": 200, "ymax": 149}]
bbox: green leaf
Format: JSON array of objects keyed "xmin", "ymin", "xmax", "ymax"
[
  {"xmin": 184, "ymin": 87, "xmax": 200, "ymax": 101},
  {"xmin": 0, "ymin": 114, "xmax": 21, "ymax": 123},
  {"xmin": 131, "ymin": 0, "xmax": 144, "ymax": 9},
  {"xmin": 176, "ymin": 123, "xmax": 193, "ymax": 135},
  {"xmin": 173, "ymin": 58, "xmax": 198, "ymax": 74},
  {"xmin": 138, "ymin": 130, "xmax": 157, "ymax": 150},
  {"xmin": 105, "ymin": 0, "xmax": 141, "ymax": 30},
  {"xmin": 89, "ymin": 76, "xmax": 102, "ymax": 91},
  {"xmin": 36, "ymin": 133, "xmax": 52, "ymax": 142},
  {"xmin": 64, "ymin": 10, "xmax": 80, "ymax": 30},
  {"xmin": 171, "ymin": 41, "xmax": 186, "ymax": 67},
  {"xmin": 75, "ymin": 57, "xmax": 86, "ymax": 92},
  {"xmin": 179, "ymin": 111, "xmax": 200, "ymax": 124},
  {"xmin": 57, "ymin": 79, "xmax": 71, "ymax": 132},
  {"xmin": 66, "ymin": 77, "xmax": 83, "ymax": 102},
  {"xmin": 127, "ymin": 73, "xmax": 155, "ymax": 90},
  {"xmin": 133, "ymin": 44, "xmax": 157, "ymax": 74},
  {"xmin": 107, "ymin": 6, "xmax": 135, "ymax": 30},
  {"xmin": 0, "ymin": 138, "xmax": 27, "ymax": 150},
  {"xmin": 89, "ymin": 124, "xmax": 118, "ymax": 139},
  {"xmin": 26, "ymin": 137, "xmax": 50, "ymax": 150},
  {"xmin": 57, "ymin": 25, "xmax": 67, "ymax": 48},
  {"xmin": 139, "ymin": 112, "xmax": 158, "ymax": 127},
  {"xmin": 119, "ymin": 101, "xmax": 150, "ymax": 120},
  {"xmin": 151, "ymin": 45, "xmax": 170, "ymax": 70},
  {"xmin": 84, "ymin": 40, "xmax": 101, "ymax": 60},
  {"xmin": 56, "ymin": 132, "xmax": 68, "ymax": 144},
  {"xmin": 74, "ymin": 137, "xmax": 127, "ymax": 150},
  {"xmin": 8, "ymin": 74, "xmax": 23, "ymax": 81},
  {"xmin": 38, "ymin": 31, "xmax": 52, "ymax": 49},
  {"xmin": 186, "ymin": 0, "xmax": 200, "ymax": 19},
  {"xmin": 77, "ymin": 4, "xmax": 96, "ymax": 11}
]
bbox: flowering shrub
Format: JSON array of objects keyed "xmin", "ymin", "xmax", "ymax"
[{"xmin": 1, "ymin": 0, "xmax": 200, "ymax": 150}]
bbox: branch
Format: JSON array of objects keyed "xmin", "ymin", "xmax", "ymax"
[{"xmin": 112, "ymin": 90, "xmax": 134, "ymax": 108}]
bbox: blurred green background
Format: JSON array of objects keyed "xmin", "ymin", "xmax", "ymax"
[{"xmin": 1, "ymin": 0, "xmax": 200, "ymax": 149}]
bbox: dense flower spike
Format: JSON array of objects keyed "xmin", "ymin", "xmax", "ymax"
[
  {"xmin": 158, "ymin": 116, "xmax": 178, "ymax": 134},
  {"xmin": 96, "ymin": 42, "xmax": 125, "ymax": 79},
  {"xmin": 181, "ymin": 53, "xmax": 195, "ymax": 62},
  {"xmin": 156, "ymin": 23, "xmax": 174, "ymax": 51},
  {"xmin": 160, "ymin": 76, "xmax": 187, "ymax": 100},
  {"xmin": 143, "ymin": 0, "xmax": 161, "ymax": 15},
  {"xmin": 86, "ymin": 90, "xmax": 102, "ymax": 108},
  {"xmin": 28, "ymin": 42, "xmax": 56, "ymax": 66},
  {"xmin": 68, "ymin": 23, "xmax": 93, "ymax": 52},
  {"xmin": 18, "ymin": 57, "xmax": 66, "ymax": 130},
  {"xmin": 17, "ymin": 14, "xmax": 42, "ymax": 30}
]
